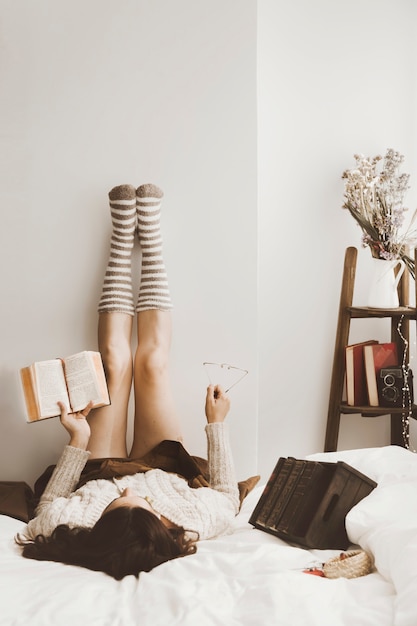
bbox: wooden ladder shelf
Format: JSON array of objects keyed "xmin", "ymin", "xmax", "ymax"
[{"xmin": 324, "ymin": 246, "xmax": 417, "ymax": 452}]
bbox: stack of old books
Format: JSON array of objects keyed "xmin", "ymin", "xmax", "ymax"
[
  {"xmin": 249, "ymin": 456, "xmax": 376, "ymax": 549},
  {"xmin": 345, "ymin": 340, "xmax": 413, "ymax": 408}
]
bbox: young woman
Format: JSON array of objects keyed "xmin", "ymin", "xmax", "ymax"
[{"xmin": 18, "ymin": 184, "xmax": 243, "ymax": 579}]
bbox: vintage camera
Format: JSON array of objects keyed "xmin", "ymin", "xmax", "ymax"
[{"xmin": 377, "ymin": 366, "xmax": 414, "ymax": 407}]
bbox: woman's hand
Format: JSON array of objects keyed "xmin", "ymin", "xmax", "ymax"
[
  {"xmin": 58, "ymin": 401, "xmax": 93, "ymax": 450},
  {"xmin": 205, "ymin": 385, "xmax": 230, "ymax": 423}
]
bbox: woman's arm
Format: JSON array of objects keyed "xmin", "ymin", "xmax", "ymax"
[
  {"xmin": 35, "ymin": 445, "xmax": 91, "ymax": 513},
  {"xmin": 204, "ymin": 386, "xmax": 240, "ymax": 513},
  {"xmin": 23, "ymin": 444, "xmax": 90, "ymax": 539},
  {"xmin": 22, "ymin": 404, "xmax": 94, "ymax": 539},
  {"xmin": 35, "ymin": 402, "xmax": 93, "ymax": 513}
]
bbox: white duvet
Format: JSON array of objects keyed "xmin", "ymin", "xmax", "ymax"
[{"xmin": 0, "ymin": 446, "xmax": 416, "ymax": 626}]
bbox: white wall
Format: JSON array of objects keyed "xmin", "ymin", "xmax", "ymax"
[
  {"xmin": 0, "ymin": 0, "xmax": 258, "ymax": 485},
  {"xmin": 258, "ymin": 0, "xmax": 417, "ymax": 480},
  {"xmin": 2, "ymin": 1, "xmax": 416, "ymax": 489}
]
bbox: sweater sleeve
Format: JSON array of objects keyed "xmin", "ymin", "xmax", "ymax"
[
  {"xmin": 34, "ymin": 445, "xmax": 90, "ymax": 515},
  {"xmin": 204, "ymin": 422, "xmax": 240, "ymax": 514},
  {"xmin": 22, "ymin": 446, "xmax": 91, "ymax": 540}
]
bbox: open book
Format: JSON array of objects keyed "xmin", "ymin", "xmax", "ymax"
[{"xmin": 20, "ymin": 351, "xmax": 110, "ymax": 422}]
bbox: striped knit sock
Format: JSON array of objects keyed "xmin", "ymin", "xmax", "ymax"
[
  {"xmin": 136, "ymin": 183, "xmax": 172, "ymax": 312},
  {"xmin": 98, "ymin": 184, "xmax": 137, "ymax": 315}
]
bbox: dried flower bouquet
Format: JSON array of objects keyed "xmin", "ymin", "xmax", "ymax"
[{"xmin": 342, "ymin": 149, "xmax": 417, "ymax": 279}]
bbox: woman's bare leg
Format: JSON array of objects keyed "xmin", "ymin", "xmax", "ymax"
[
  {"xmin": 129, "ymin": 184, "xmax": 182, "ymax": 457},
  {"xmin": 129, "ymin": 310, "xmax": 182, "ymax": 457},
  {"xmin": 88, "ymin": 184, "xmax": 137, "ymax": 458},
  {"xmin": 87, "ymin": 313, "xmax": 133, "ymax": 458}
]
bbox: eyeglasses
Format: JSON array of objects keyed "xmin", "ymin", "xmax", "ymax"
[{"xmin": 202, "ymin": 362, "xmax": 248, "ymax": 393}]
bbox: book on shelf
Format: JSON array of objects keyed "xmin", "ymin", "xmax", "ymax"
[
  {"xmin": 345, "ymin": 340, "xmax": 378, "ymax": 406},
  {"xmin": 20, "ymin": 351, "xmax": 110, "ymax": 422},
  {"xmin": 363, "ymin": 342, "xmax": 398, "ymax": 407}
]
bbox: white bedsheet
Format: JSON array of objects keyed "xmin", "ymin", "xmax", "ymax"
[{"xmin": 1, "ymin": 446, "xmax": 416, "ymax": 626}]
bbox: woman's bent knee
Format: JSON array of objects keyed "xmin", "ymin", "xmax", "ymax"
[
  {"xmin": 135, "ymin": 348, "xmax": 168, "ymax": 385},
  {"xmin": 101, "ymin": 341, "xmax": 132, "ymax": 384}
]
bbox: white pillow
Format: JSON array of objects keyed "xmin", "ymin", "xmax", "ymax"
[{"xmin": 308, "ymin": 446, "xmax": 417, "ymax": 626}]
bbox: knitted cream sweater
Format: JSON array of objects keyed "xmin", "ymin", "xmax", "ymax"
[{"xmin": 25, "ymin": 423, "xmax": 240, "ymax": 541}]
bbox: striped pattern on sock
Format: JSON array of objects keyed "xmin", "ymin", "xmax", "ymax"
[
  {"xmin": 98, "ymin": 184, "xmax": 136, "ymax": 315},
  {"xmin": 136, "ymin": 184, "xmax": 172, "ymax": 312}
]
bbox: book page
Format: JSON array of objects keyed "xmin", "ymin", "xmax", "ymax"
[
  {"xmin": 63, "ymin": 351, "xmax": 102, "ymax": 412},
  {"xmin": 34, "ymin": 360, "xmax": 70, "ymax": 418}
]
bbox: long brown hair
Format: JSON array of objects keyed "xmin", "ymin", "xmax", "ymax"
[{"xmin": 17, "ymin": 507, "xmax": 197, "ymax": 579}]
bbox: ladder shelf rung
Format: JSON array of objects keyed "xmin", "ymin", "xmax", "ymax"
[
  {"xmin": 348, "ymin": 306, "xmax": 417, "ymax": 319},
  {"xmin": 340, "ymin": 403, "xmax": 417, "ymax": 419}
]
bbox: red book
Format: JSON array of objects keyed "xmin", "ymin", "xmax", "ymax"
[
  {"xmin": 363, "ymin": 342, "xmax": 398, "ymax": 406},
  {"xmin": 345, "ymin": 340, "xmax": 378, "ymax": 406}
]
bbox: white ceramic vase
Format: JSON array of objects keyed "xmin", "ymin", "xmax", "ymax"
[{"xmin": 367, "ymin": 257, "xmax": 405, "ymax": 308}]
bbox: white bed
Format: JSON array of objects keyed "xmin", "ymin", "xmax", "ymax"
[{"xmin": 1, "ymin": 445, "xmax": 416, "ymax": 626}]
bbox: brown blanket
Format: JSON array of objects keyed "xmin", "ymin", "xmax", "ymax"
[{"xmin": 0, "ymin": 481, "xmax": 35, "ymax": 522}]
